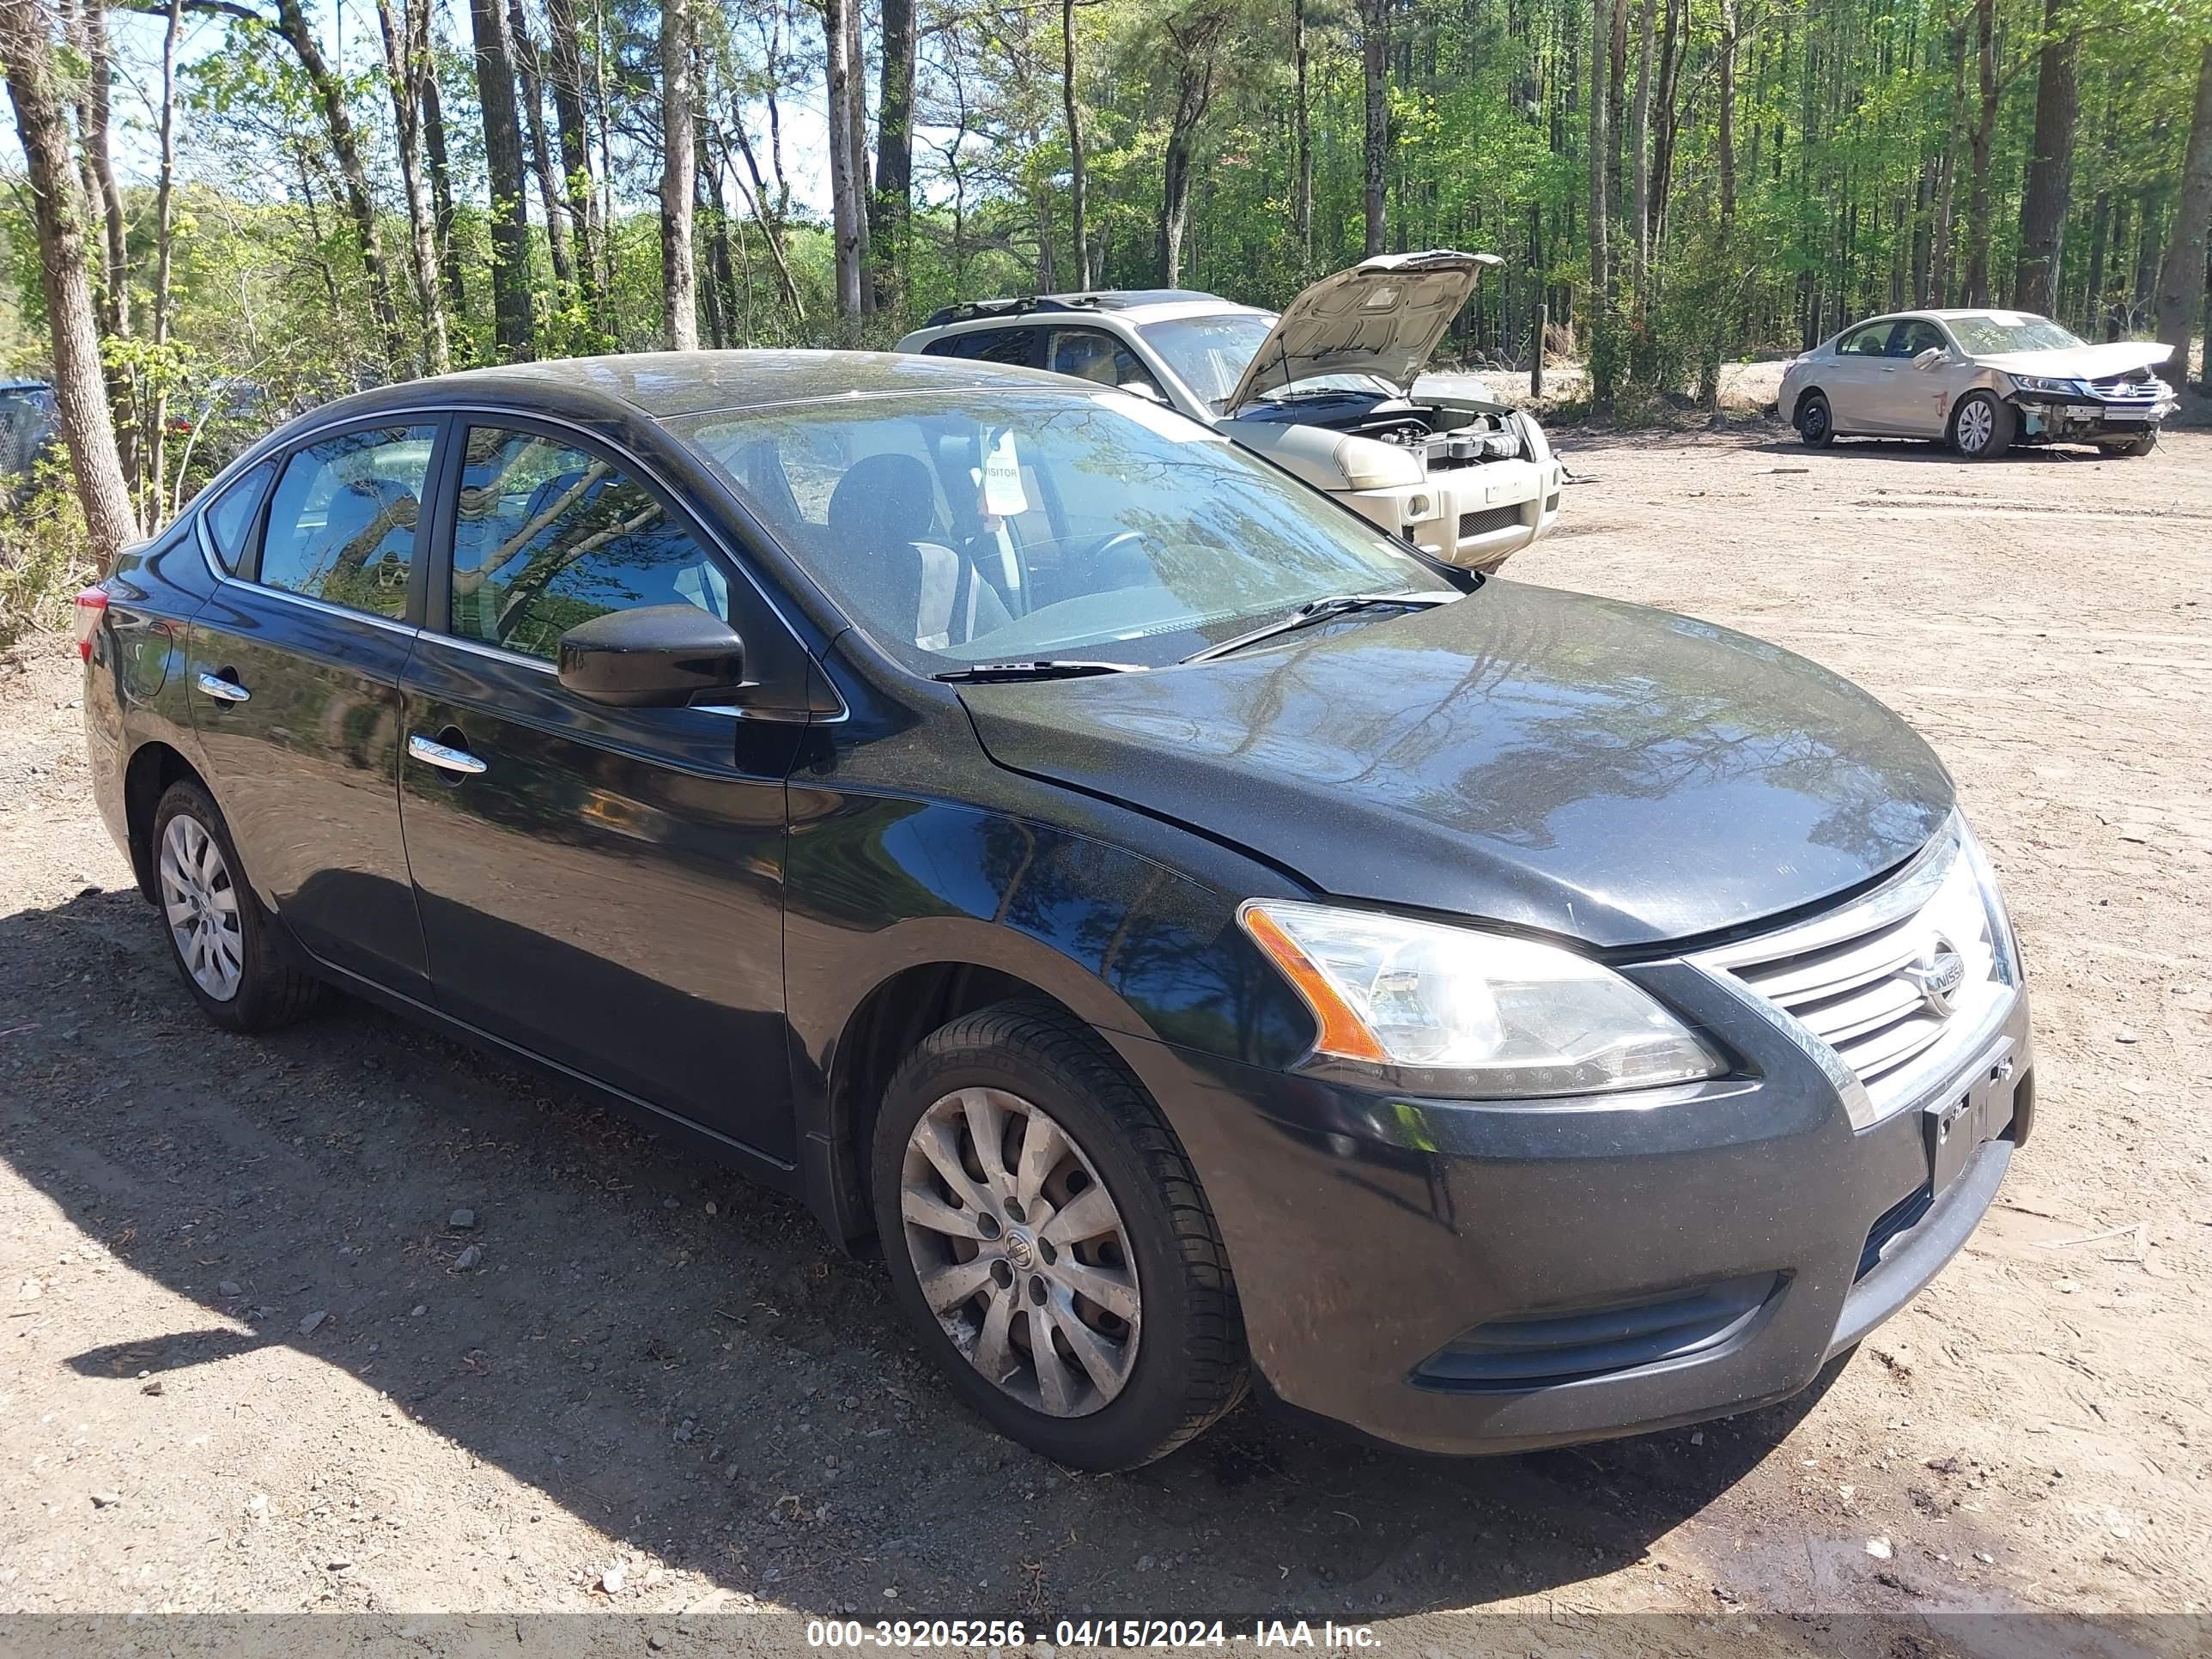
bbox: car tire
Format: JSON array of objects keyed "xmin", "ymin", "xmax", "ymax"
[
  {"xmin": 150, "ymin": 779, "xmax": 325, "ymax": 1033},
  {"xmin": 870, "ymin": 998, "xmax": 1247, "ymax": 1471},
  {"xmin": 1797, "ymin": 392, "xmax": 1834, "ymax": 448},
  {"xmin": 1948, "ymin": 391, "xmax": 2014, "ymax": 459}
]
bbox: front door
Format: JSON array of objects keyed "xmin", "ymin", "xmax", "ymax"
[
  {"xmin": 397, "ymin": 420, "xmax": 804, "ymax": 1164},
  {"xmin": 1887, "ymin": 319, "xmax": 1972, "ymax": 436},
  {"xmin": 1825, "ymin": 321, "xmax": 1908, "ymax": 432},
  {"xmin": 186, "ymin": 420, "xmax": 441, "ymax": 997}
]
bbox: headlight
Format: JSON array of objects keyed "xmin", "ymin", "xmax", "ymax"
[
  {"xmin": 1239, "ymin": 900, "xmax": 1725, "ymax": 1096},
  {"xmin": 2011, "ymin": 374, "xmax": 2084, "ymax": 396},
  {"xmin": 1957, "ymin": 820, "xmax": 2023, "ymax": 984}
]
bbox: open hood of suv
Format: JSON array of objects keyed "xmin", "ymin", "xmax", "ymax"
[
  {"xmin": 1221, "ymin": 251, "xmax": 1500, "ymax": 415},
  {"xmin": 1970, "ymin": 340, "xmax": 2171, "ymax": 379},
  {"xmin": 961, "ymin": 581, "xmax": 1954, "ymax": 949}
]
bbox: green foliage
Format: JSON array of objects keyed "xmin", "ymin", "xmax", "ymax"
[{"xmin": 0, "ymin": 461, "xmax": 93, "ymax": 653}]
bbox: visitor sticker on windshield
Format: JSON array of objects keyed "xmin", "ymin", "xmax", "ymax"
[{"xmin": 981, "ymin": 429, "xmax": 1029, "ymax": 517}]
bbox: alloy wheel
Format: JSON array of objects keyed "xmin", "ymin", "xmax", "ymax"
[
  {"xmin": 159, "ymin": 813, "xmax": 243, "ymax": 1001},
  {"xmin": 1957, "ymin": 398, "xmax": 1993, "ymax": 454},
  {"xmin": 899, "ymin": 1086, "xmax": 1141, "ymax": 1417}
]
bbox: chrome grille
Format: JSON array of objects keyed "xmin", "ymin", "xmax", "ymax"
[
  {"xmin": 2087, "ymin": 371, "xmax": 2161, "ymax": 403},
  {"xmin": 1696, "ymin": 830, "xmax": 2013, "ymax": 1119}
]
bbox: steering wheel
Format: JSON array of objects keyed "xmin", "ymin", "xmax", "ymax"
[{"xmin": 1074, "ymin": 530, "xmax": 1152, "ymax": 575}]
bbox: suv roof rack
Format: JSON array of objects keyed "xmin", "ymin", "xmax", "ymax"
[
  {"xmin": 920, "ymin": 295, "xmax": 1098, "ymax": 329},
  {"xmin": 920, "ymin": 288, "xmax": 1226, "ymax": 329}
]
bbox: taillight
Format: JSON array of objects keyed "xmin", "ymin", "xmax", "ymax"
[{"xmin": 73, "ymin": 586, "xmax": 108, "ymax": 662}]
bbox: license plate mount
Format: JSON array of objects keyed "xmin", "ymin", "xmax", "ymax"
[{"xmin": 1925, "ymin": 1036, "xmax": 2017, "ymax": 1194}]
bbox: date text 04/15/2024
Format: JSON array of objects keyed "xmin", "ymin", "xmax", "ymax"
[{"xmin": 804, "ymin": 1619, "xmax": 1382, "ymax": 1649}]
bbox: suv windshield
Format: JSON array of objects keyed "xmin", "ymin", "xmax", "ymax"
[
  {"xmin": 1136, "ymin": 314, "xmax": 1393, "ymax": 409},
  {"xmin": 665, "ymin": 389, "xmax": 1442, "ymax": 672},
  {"xmin": 1946, "ymin": 312, "xmax": 2085, "ymax": 355}
]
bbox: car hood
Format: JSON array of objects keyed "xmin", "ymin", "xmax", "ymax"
[
  {"xmin": 1972, "ymin": 340, "xmax": 2172, "ymax": 379},
  {"xmin": 961, "ymin": 582, "xmax": 1954, "ymax": 949},
  {"xmin": 1222, "ymin": 251, "xmax": 1501, "ymax": 415}
]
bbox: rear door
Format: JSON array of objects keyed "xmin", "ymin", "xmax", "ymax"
[
  {"xmin": 185, "ymin": 418, "xmax": 442, "ymax": 997},
  {"xmin": 397, "ymin": 417, "xmax": 805, "ymax": 1164}
]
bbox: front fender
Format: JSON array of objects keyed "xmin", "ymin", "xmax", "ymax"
[{"xmin": 781, "ymin": 786, "xmax": 1316, "ymax": 1236}]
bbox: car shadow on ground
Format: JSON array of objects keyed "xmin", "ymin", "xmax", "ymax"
[{"xmin": 4, "ymin": 884, "xmax": 1844, "ymax": 1623}]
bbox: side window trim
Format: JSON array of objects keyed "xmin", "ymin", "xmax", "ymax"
[{"xmin": 234, "ymin": 415, "xmax": 447, "ymax": 629}]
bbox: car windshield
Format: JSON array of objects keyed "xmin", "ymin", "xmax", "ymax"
[
  {"xmin": 1945, "ymin": 312, "xmax": 2086, "ymax": 355},
  {"xmin": 665, "ymin": 389, "xmax": 1443, "ymax": 673},
  {"xmin": 1136, "ymin": 314, "xmax": 1394, "ymax": 409}
]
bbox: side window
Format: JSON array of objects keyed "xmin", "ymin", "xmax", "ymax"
[
  {"xmin": 1045, "ymin": 328, "xmax": 1164, "ymax": 397},
  {"xmin": 929, "ymin": 327, "xmax": 1036, "ymax": 367},
  {"xmin": 450, "ymin": 425, "xmax": 729, "ymax": 663},
  {"xmin": 259, "ymin": 425, "xmax": 435, "ymax": 619},
  {"xmin": 1838, "ymin": 325, "xmax": 1891, "ymax": 357},
  {"xmin": 201, "ymin": 459, "xmax": 276, "ymax": 572},
  {"xmin": 1892, "ymin": 320, "xmax": 1948, "ymax": 358}
]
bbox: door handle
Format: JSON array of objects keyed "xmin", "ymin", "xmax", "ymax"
[
  {"xmin": 196, "ymin": 671, "xmax": 250, "ymax": 703},
  {"xmin": 409, "ymin": 733, "xmax": 488, "ymax": 776}
]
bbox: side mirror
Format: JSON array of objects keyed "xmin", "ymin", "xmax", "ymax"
[
  {"xmin": 1913, "ymin": 347, "xmax": 1949, "ymax": 371},
  {"xmin": 557, "ymin": 604, "xmax": 748, "ymax": 708}
]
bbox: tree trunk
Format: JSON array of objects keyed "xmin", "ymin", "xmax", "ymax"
[
  {"xmin": 147, "ymin": 0, "xmax": 183, "ymax": 524},
  {"xmin": 2014, "ymin": 0, "xmax": 2075, "ymax": 313},
  {"xmin": 875, "ymin": 0, "xmax": 918, "ymax": 307},
  {"xmin": 1933, "ymin": 28, "xmax": 1963, "ymax": 307},
  {"xmin": 726, "ymin": 118, "xmax": 806, "ymax": 320},
  {"xmin": 422, "ymin": 58, "xmax": 465, "ymax": 317},
  {"xmin": 659, "ymin": 0, "xmax": 698, "ymax": 349},
  {"xmin": 272, "ymin": 0, "xmax": 408, "ymax": 374},
  {"xmin": 78, "ymin": 0, "xmax": 130, "ymax": 340},
  {"xmin": 1293, "ymin": 0, "xmax": 1312, "ymax": 265},
  {"xmin": 1965, "ymin": 0, "xmax": 1996, "ymax": 307},
  {"xmin": 468, "ymin": 0, "xmax": 535, "ymax": 359},
  {"xmin": 844, "ymin": 0, "xmax": 871, "ymax": 310},
  {"xmin": 1061, "ymin": 0, "xmax": 1089, "ymax": 289},
  {"xmin": 545, "ymin": 0, "xmax": 600, "ymax": 320},
  {"xmin": 508, "ymin": 0, "xmax": 574, "ymax": 289},
  {"xmin": 375, "ymin": 0, "xmax": 452, "ymax": 374},
  {"xmin": 823, "ymin": 0, "xmax": 864, "ymax": 319},
  {"xmin": 2155, "ymin": 44, "xmax": 2212, "ymax": 379},
  {"xmin": 1629, "ymin": 0, "xmax": 1654, "ymax": 294},
  {"xmin": 0, "ymin": 0, "xmax": 137, "ymax": 561},
  {"xmin": 1359, "ymin": 0, "xmax": 1388, "ymax": 257},
  {"xmin": 1158, "ymin": 9, "xmax": 1227, "ymax": 286},
  {"xmin": 1589, "ymin": 0, "xmax": 1613, "ymax": 404}
]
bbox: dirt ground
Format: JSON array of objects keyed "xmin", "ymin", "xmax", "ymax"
[{"xmin": 3, "ymin": 420, "xmax": 2209, "ymax": 1656}]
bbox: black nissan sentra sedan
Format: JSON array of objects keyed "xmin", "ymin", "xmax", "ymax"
[{"xmin": 76, "ymin": 351, "xmax": 2032, "ymax": 1470}]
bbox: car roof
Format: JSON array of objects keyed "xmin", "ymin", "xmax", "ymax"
[{"xmin": 282, "ymin": 349, "xmax": 1098, "ymax": 430}]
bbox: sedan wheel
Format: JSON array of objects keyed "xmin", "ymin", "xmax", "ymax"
[
  {"xmin": 149, "ymin": 779, "xmax": 325, "ymax": 1032},
  {"xmin": 160, "ymin": 812, "xmax": 243, "ymax": 1001},
  {"xmin": 872, "ymin": 999, "xmax": 1246, "ymax": 1469},
  {"xmin": 900, "ymin": 1085, "xmax": 1140, "ymax": 1418},
  {"xmin": 1949, "ymin": 391, "xmax": 2013, "ymax": 459}
]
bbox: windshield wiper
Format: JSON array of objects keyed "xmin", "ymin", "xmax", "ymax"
[
  {"xmin": 933, "ymin": 659, "xmax": 1143, "ymax": 684},
  {"xmin": 1180, "ymin": 592, "xmax": 1455, "ymax": 664}
]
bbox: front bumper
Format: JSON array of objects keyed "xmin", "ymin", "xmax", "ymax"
[
  {"xmin": 1118, "ymin": 962, "xmax": 2030, "ymax": 1456},
  {"xmin": 2009, "ymin": 386, "xmax": 2174, "ymax": 440},
  {"xmin": 1340, "ymin": 459, "xmax": 1566, "ymax": 573}
]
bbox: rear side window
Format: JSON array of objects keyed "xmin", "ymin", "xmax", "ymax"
[
  {"xmin": 258, "ymin": 425, "xmax": 436, "ymax": 619},
  {"xmin": 1838, "ymin": 324, "xmax": 1892, "ymax": 357},
  {"xmin": 448, "ymin": 425, "xmax": 728, "ymax": 663},
  {"xmin": 926, "ymin": 327, "xmax": 1036, "ymax": 367},
  {"xmin": 200, "ymin": 459, "xmax": 276, "ymax": 572}
]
